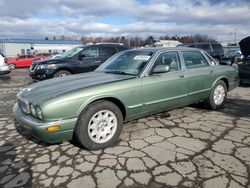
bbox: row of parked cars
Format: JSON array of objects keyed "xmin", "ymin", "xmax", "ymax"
[{"xmin": 1, "ymin": 40, "xmax": 250, "ymax": 83}]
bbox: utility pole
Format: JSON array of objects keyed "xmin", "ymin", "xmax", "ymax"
[{"xmin": 234, "ymin": 28, "xmax": 237, "ymax": 44}]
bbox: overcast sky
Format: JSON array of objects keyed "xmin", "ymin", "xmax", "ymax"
[{"xmin": 0, "ymin": 0, "xmax": 249, "ymax": 42}]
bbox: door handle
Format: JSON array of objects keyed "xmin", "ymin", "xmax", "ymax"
[
  {"xmin": 210, "ymin": 70, "xmax": 214, "ymax": 73},
  {"xmin": 179, "ymin": 75, "xmax": 184, "ymax": 78},
  {"xmin": 95, "ymin": 60, "xmax": 101, "ymax": 63}
]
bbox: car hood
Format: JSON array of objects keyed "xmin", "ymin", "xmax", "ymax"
[
  {"xmin": 19, "ymin": 72, "xmax": 135, "ymax": 104},
  {"xmin": 239, "ymin": 36, "xmax": 250, "ymax": 58},
  {"xmin": 32, "ymin": 57, "xmax": 69, "ymax": 65}
]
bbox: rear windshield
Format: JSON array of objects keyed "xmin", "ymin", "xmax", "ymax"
[{"xmin": 211, "ymin": 44, "xmax": 223, "ymax": 51}]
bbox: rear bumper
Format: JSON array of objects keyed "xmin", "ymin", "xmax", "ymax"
[
  {"xmin": 228, "ymin": 78, "xmax": 239, "ymax": 92},
  {"xmin": 0, "ymin": 65, "xmax": 11, "ymax": 75},
  {"xmin": 13, "ymin": 103, "xmax": 76, "ymax": 143}
]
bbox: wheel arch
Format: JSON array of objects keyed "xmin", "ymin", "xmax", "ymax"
[
  {"xmin": 212, "ymin": 76, "xmax": 229, "ymax": 91},
  {"xmin": 54, "ymin": 67, "xmax": 74, "ymax": 74},
  {"xmin": 77, "ymin": 96, "xmax": 127, "ymax": 121}
]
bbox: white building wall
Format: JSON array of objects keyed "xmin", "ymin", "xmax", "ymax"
[{"xmin": 1, "ymin": 43, "xmax": 81, "ymax": 57}]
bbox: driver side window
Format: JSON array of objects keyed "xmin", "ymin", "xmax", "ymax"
[
  {"xmin": 152, "ymin": 51, "xmax": 180, "ymax": 72},
  {"xmin": 81, "ymin": 46, "xmax": 99, "ymax": 57}
]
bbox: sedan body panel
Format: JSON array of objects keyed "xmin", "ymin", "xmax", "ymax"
[{"xmin": 13, "ymin": 47, "xmax": 239, "ymax": 144}]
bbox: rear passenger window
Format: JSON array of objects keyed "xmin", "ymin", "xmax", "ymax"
[
  {"xmin": 196, "ymin": 44, "xmax": 211, "ymax": 51},
  {"xmin": 182, "ymin": 51, "xmax": 209, "ymax": 69},
  {"xmin": 100, "ymin": 46, "xmax": 116, "ymax": 56}
]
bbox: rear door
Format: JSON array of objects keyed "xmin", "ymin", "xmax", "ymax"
[
  {"xmin": 180, "ymin": 50, "xmax": 216, "ymax": 102},
  {"xmin": 99, "ymin": 45, "xmax": 117, "ymax": 63}
]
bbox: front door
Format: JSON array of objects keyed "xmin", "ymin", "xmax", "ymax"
[{"xmin": 142, "ymin": 51, "xmax": 188, "ymax": 114}]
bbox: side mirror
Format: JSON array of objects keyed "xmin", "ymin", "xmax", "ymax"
[
  {"xmin": 152, "ymin": 65, "xmax": 170, "ymax": 74},
  {"xmin": 79, "ymin": 54, "xmax": 86, "ymax": 60}
]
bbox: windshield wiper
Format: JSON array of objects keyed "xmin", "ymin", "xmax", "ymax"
[{"xmin": 104, "ymin": 70, "xmax": 136, "ymax": 75}]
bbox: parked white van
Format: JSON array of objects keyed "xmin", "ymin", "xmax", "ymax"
[{"xmin": 0, "ymin": 52, "xmax": 11, "ymax": 75}]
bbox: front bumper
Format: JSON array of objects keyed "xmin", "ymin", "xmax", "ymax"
[{"xmin": 13, "ymin": 103, "xmax": 76, "ymax": 143}]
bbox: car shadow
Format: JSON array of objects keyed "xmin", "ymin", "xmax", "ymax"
[
  {"xmin": 13, "ymin": 119, "xmax": 55, "ymax": 147},
  {"xmin": 0, "ymin": 142, "xmax": 32, "ymax": 187},
  {"xmin": 219, "ymin": 98, "xmax": 250, "ymax": 117},
  {"xmin": 193, "ymin": 98, "xmax": 250, "ymax": 118},
  {"xmin": 0, "ymin": 75, "xmax": 11, "ymax": 81},
  {"xmin": 239, "ymin": 82, "xmax": 250, "ymax": 87}
]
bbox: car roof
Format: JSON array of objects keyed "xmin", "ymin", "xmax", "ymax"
[{"xmin": 126, "ymin": 47, "xmax": 203, "ymax": 53}]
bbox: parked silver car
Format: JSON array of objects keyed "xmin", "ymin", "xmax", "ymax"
[{"xmin": 0, "ymin": 52, "xmax": 11, "ymax": 75}]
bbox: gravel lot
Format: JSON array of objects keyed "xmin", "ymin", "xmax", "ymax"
[{"xmin": 0, "ymin": 69, "xmax": 250, "ymax": 188}]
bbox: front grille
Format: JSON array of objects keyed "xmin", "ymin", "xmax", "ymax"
[
  {"xmin": 18, "ymin": 98, "xmax": 30, "ymax": 114},
  {"xmin": 29, "ymin": 64, "xmax": 37, "ymax": 72}
]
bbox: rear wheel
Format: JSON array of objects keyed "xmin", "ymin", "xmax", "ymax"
[
  {"xmin": 9, "ymin": 63, "xmax": 16, "ymax": 70},
  {"xmin": 74, "ymin": 100, "xmax": 123, "ymax": 150},
  {"xmin": 205, "ymin": 80, "xmax": 227, "ymax": 110},
  {"xmin": 53, "ymin": 70, "xmax": 71, "ymax": 78}
]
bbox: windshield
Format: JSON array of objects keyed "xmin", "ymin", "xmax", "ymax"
[
  {"xmin": 60, "ymin": 46, "xmax": 84, "ymax": 58},
  {"xmin": 96, "ymin": 50, "xmax": 153, "ymax": 76}
]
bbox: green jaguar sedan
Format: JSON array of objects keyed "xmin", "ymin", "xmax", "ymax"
[{"xmin": 14, "ymin": 47, "xmax": 239, "ymax": 150}]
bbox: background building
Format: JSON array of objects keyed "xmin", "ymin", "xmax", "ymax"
[{"xmin": 0, "ymin": 38, "xmax": 81, "ymax": 57}]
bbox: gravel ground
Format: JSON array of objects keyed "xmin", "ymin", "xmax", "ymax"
[{"xmin": 0, "ymin": 69, "xmax": 249, "ymax": 188}]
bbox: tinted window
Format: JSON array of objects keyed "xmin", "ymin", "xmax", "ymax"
[
  {"xmin": 18, "ymin": 55, "xmax": 26, "ymax": 59},
  {"xmin": 100, "ymin": 46, "xmax": 116, "ymax": 56},
  {"xmin": 116, "ymin": 46, "xmax": 129, "ymax": 52},
  {"xmin": 82, "ymin": 46, "xmax": 99, "ymax": 57},
  {"xmin": 196, "ymin": 44, "xmax": 211, "ymax": 51},
  {"xmin": 211, "ymin": 44, "xmax": 223, "ymax": 51},
  {"xmin": 27, "ymin": 55, "xmax": 34, "ymax": 58},
  {"xmin": 153, "ymin": 52, "xmax": 180, "ymax": 72},
  {"xmin": 182, "ymin": 51, "xmax": 209, "ymax": 69}
]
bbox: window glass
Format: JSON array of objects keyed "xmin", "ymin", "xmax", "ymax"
[
  {"xmin": 100, "ymin": 46, "xmax": 116, "ymax": 56},
  {"xmin": 116, "ymin": 46, "xmax": 129, "ymax": 52},
  {"xmin": 27, "ymin": 55, "xmax": 34, "ymax": 58},
  {"xmin": 18, "ymin": 55, "xmax": 26, "ymax": 59},
  {"xmin": 196, "ymin": 44, "xmax": 211, "ymax": 51},
  {"xmin": 152, "ymin": 52, "xmax": 180, "ymax": 72},
  {"xmin": 211, "ymin": 44, "xmax": 223, "ymax": 51},
  {"xmin": 82, "ymin": 46, "xmax": 99, "ymax": 57},
  {"xmin": 204, "ymin": 52, "xmax": 217, "ymax": 66},
  {"xmin": 96, "ymin": 50, "xmax": 153, "ymax": 75},
  {"xmin": 182, "ymin": 51, "xmax": 209, "ymax": 69}
]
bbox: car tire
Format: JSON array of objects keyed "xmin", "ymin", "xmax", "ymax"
[
  {"xmin": 9, "ymin": 63, "xmax": 16, "ymax": 70},
  {"xmin": 205, "ymin": 80, "xmax": 227, "ymax": 110},
  {"xmin": 53, "ymin": 70, "xmax": 71, "ymax": 78},
  {"xmin": 74, "ymin": 100, "xmax": 123, "ymax": 150}
]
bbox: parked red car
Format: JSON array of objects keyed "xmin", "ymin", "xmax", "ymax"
[
  {"xmin": 7, "ymin": 54, "xmax": 39, "ymax": 69},
  {"xmin": 35, "ymin": 52, "xmax": 52, "ymax": 60}
]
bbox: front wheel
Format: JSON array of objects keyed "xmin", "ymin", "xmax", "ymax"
[
  {"xmin": 9, "ymin": 63, "xmax": 16, "ymax": 70},
  {"xmin": 74, "ymin": 100, "xmax": 123, "ymax": 150},
  {"xmin": 205, "ymin": 80, "xmax": 227, "ymax": 110},
  {"xmin": 53, "ymin": 70, "xmax": 71, "ymax": 78}
]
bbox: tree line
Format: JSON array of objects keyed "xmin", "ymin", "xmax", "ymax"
[{"xmin": 47, "ymin": 34, "xmax": 217, "ymax": 47}]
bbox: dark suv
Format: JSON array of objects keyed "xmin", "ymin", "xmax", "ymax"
[
  {"xmin": 29, "ymin": 43, "xmax": 129, "ymax": 81},
  {"xmin": 185, "ymin": 42, "xmax": 224, "ymax": 63}
]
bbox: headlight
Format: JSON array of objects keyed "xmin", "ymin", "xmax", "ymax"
[
  {"xmin": 47, "ymin": 64, "xmax": 56, "ymax": 69},
  {"xmin": 36, "ymin": 107, "xmax": 43, "ymax": 119},
  {"xmin": 30, "ymin": 104, "xmax": 36, "ymax": 116},
  {"xmin": 37, "ymin": 65, "xmax": 46, "ymax": 69}
]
